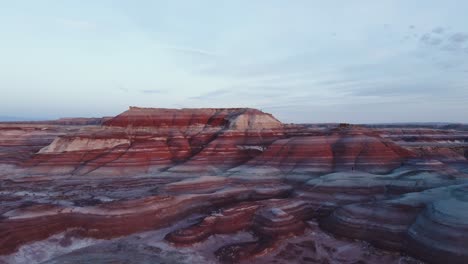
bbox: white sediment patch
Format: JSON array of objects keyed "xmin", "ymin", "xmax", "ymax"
[
  {"xmin": 39, "ymin": 137, "xmax": 130, "ymax": 153},
  {"xmin": 228, "ymin": 113, "xmax": 282, "ymax": 130},
  {"xmin": 236, "ymin": 145, "xmax": 266, "ymax": 151},
  {"xmin": 0, "ymin": 230, "xmax": 104, "ymax": 264}
]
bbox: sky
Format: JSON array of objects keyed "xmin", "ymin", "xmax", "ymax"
[{"xmin": 1, "ymin": 1, "xmax": 467, "ymax": 123}]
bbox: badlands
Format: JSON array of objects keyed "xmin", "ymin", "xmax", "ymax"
[{"xmin": 0, "ymin": 107, "xmax": 467, "ymax": 263}]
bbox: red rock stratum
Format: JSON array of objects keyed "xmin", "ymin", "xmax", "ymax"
[{"xmin": 0, "ymin": 107, "xmax": 467, "ymax": 264}]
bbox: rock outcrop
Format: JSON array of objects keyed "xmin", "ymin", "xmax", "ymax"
[
  {"xmin": 406, "ymin": 185, "xmax": 468, "ymax": 264},
  {"xmin": 26, "ymin": 107, "xmax": 284, "ymax": 176},
  {"xmin": 0, "ymin": 182, "xmax": 293, "ymax": 255},
  {"xmin": 241, "ymin": 126, "xmax": 414, "ymax": 175}
]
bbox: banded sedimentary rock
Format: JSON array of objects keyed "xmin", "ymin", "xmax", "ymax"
[
  {"xmin": 238, "ymin": 126, "xmax": 415, "ymax": 176},
  {"xmin": 0, "ymin": 124, "xmax": 77, "ymax": 167},
  {"xmin": 0, "ymin": 183, "xmax": 293, "ymax": 255},
  {"xmin": 320, "ymin": 183, "xmax": 468, "ymax": 262},
  {"xmin": 406, "ymin": 185, "xmax": 468, "ymax": 264},
  {"xmin": 1, "ymin": 107, "xmax": 467, "ymax": 263},
  {"xmin": 26, "ymin": 107, "xmax": 284, "ymax": 176}
]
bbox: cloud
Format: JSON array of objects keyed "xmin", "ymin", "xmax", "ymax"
[
  {"xmin": 188, "ymin": 89, "xmax": 231, "ymax": 100},
  {"xmin": 419, "ymin": 29, "xmax": 468, "ymax": 53},
  {"xmin": 349, "ymin": 83, "xmax": 434, "ymax": 97},
  {"xmin": 117, "ymin": 86, "xmax": 129, "ymax": 92},
  {"xmin": 161, "ymin": 45, "xmax": 219, "ymax": 57},
  {"xmin": 141, "ymin": 89, "xmax": 165, "ymax": 94},
  {"xmin": 197, "ymin": 52, "xmax": 326, "ymax": 80},
  {"xmin": 435, "ymin": 61, "xmax": 459, "ymax": 70},
  {"xmin": 432, "ymin": 27, "xmax": 445, "ymax": 34},
  {"xmin": 57, "ymin": 18, "xmax": 96, "ymax": 30},
  {"xmin": 420, "ymin": 33, "xmax": 443, "ymax": 46},
  {"xmin": 449, "ymin": 32, "xmax": 468, "ymax": 44}
]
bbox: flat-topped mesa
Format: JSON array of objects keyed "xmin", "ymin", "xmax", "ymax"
[
  {"xmin": 103, "ymin": 107, "xmax": 283, "ymax": 130},
  {"xmin": 26, "ymin": 108, "xmax": 285, "ymax": 176}
]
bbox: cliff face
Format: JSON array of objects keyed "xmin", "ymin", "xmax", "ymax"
[{"xmin": 0, "ymin": 107, "xmax": 467, "ymax": 264}]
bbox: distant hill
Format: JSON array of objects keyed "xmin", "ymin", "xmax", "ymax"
[
  {"xmin": 0, "ymin": 116, "xmax": 111, "ymax": 125},
  {"xmin": 362, "ymin": 122, "xmax": 468, "ymax": 131}
]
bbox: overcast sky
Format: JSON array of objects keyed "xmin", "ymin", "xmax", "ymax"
[{"xmin": 1, "ymin": 1, "xmax": 467, "ymax": 123}]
